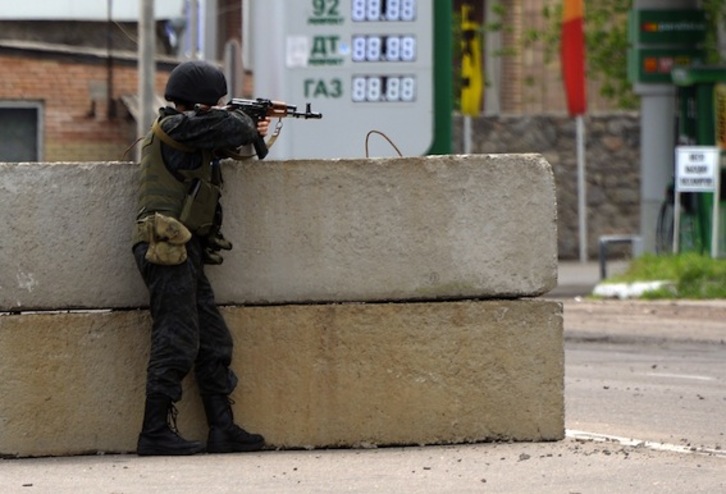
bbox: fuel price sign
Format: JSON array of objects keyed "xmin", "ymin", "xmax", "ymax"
[
  {"xmin": 351, "ymin": 0, "xmax": 417, "ymax": 22},
  {"xmin": 250, "ymin": 0, "xmax": 434, "ymax": 159}
]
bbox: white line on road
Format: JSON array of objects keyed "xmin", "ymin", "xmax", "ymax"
[
  {"xmin": 644, "ymin": 372, "xmax": 716, "ymax": 381},
  {"xmin": 566, "ymin": 429, "xmax": 726, "ymax": 458}
]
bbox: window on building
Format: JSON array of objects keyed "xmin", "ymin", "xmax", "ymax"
[{"xmin": 0, "ymin": 103, "xmax": 42, "ymax": 161}]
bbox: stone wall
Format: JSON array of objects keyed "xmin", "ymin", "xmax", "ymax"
[{"xmin": 454, "ymin": 113, "xmax": 641, "ymax": 260}]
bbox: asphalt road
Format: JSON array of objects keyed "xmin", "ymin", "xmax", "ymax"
[
  {"xmin": 563, "ymin": 298, "xmax": 726, "ymax": 456},
  {"xmin": 566, "ymin": 339, "xmax": 726, "ymax": 453}
]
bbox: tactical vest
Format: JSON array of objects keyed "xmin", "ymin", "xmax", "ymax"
[{"xmin": 133, "ymin": 116, "xmax": 221, "ymax": 244}]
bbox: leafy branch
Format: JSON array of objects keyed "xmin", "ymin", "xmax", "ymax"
[{"xmin": 527, "ymin": 0, "xmax": 726, "ymax": 110}]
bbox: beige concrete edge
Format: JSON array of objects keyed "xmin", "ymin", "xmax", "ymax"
[{"xmin": 0, "ymin": 299, "xmax": 563, "ymax": 458}]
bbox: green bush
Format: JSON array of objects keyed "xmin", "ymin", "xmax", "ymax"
[{"xmin": 606, "ymin": 253, "xmax": 726, "ymax": 299}]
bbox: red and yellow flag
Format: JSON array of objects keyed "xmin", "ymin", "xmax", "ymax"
[{"xmin": 561, "ymin": 0, "xmax": 586, "ymax": 116}]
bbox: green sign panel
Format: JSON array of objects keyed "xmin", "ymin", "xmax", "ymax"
[
  {"xmin": 628, "ymin": 47, "xmax": 705, "ymax": 84},
  {"xmin": 628, "ymin": 9, "xmax": 706, "ymax": 46},
  {"xmin": 671, "ymin": 66, "xmax": 726, "ymax": 87}
]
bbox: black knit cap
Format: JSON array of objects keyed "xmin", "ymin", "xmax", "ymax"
[{"xmin": 164, "ymin": 60, "xmax": 228, "ymax": 106}]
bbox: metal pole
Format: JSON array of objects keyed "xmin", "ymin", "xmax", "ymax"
[
  {"xmin": 106, "ymin": 0, "xmax": 116, "ymax": 119},
  {"xmin": 672, "ymin": 191, "xmax": 681, "ymax": 254},
  {"xmin": 190, "ymin": 0, "xmax": 199, "ymax": 59},
  {"xmin": 204, "ymin": 0, "xmax": 218, "ymax": 61},
  {"xmin": 711, "ymin": 155, "xmax": 721, "ymax": 258},
  {"xmin": 463, "ymin": 116, "xmax": 472, "ymax": 154},
  {"xmin": 577, "ymin": 114, "xmax": 587, "ymax": 262},
  {"xmin": 137, "ymin": 0, "xmax": 155, "ymax": 162}
]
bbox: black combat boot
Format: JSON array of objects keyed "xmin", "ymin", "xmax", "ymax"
[
  {"xmin": 137, "ymin": 394, "xmax": 205, "ymax": 456},
  {"xmin": 202, "ymin": 394, "xmax": 265, "ymax": 453}
]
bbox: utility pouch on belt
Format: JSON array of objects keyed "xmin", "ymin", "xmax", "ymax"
[
  {"xmin": 179, "ymin": 179, "xmax": 220, "ymax": 237},
  {"xmin": 138, "ymin": 213, "xmax": 192, "ymax": 265}
]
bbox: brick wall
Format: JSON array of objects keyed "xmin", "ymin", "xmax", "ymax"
[
  {"xmin": 0, "ymin": 49, "xmax": 175, "ymax": 162},
  {"xmin": 501, "ymin": 0, "xmax": 524, "ymax": 113},
  {"xmin": 453, "ymin": 0, "xmax": 619, "ymax": 115},
  {"xmin": 517, "ymin": 0, "xmax": 615, "ymax": 114},
  {"xmin": 219, "ymin": 0, "xmax": 242, "ymax": 49}
]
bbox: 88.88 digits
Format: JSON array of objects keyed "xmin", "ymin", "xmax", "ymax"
[
  {"xmin": 351, "ymin": 35, "xmax": 416, "ymax": 62},
  {"xmin": 351, "ymin": 0, "xmax": 416, "ymax": 22},
  {"xmin": 351, "ymin": 75, "xmax": 416, "ymax": 103}
]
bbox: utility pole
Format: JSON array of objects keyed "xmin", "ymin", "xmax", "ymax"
[
  {"xmin": 189, "ymin": 0, "xmax": 199, "ymax": 59},
  {"xmin": 137, "ymin": 0, "xmax": 155, "ymax": 161}
]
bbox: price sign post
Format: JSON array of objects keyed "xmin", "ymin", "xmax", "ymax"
[
  {"xmin": 673, "ymin": 146, "xmax": 721, "ymax": 256},
  {"xmin": 249, "ymin": 0, "xmax": 444, "ymax": 159}
]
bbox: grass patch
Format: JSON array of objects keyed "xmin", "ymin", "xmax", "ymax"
[{"xmin": 605, "ymin": 252, "xmax": 726, "ymax": 299}]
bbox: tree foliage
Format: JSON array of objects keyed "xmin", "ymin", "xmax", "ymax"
[
  {"xmin": 702, "ymin": 0, "xmax": 726, "ymax": 62},
  {"xmin": 529, "ymin": 0, "xmax": 726, "ymax": 110}
]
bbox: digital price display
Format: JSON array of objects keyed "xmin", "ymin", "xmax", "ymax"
[
  {"xmin": 351, "ymin": 0, "xmax": 417, "ymax": 22},
  {"xmin": 351, "ymin": 75, "xmax": 416, "ymax": 102},
  {"xmin": 351, "ymin": 35, "xmax": 417, "ymax": 62},
  {"xmin": 251, "ymin": 0, "xmax": 433, "ymax": 158}
]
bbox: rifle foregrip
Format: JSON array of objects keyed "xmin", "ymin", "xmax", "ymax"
[{"xmin": 253, "ymin": 134, "xmax": 269, "ymax": 160}]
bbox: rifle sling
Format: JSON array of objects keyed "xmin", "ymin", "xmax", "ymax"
[{"xmin": 151, "ymin": 119, "xmax": 196, "ymax": 153}]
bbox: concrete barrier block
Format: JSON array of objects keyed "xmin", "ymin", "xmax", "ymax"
[
  {"xmin": 0, "ymin": 299, "xmax": 563, "ymax": 457},
  {"xmin": 1, "ymin": 162, "xmax": 144, "ymax": 311},
  {"xmin": 0, "ymin": 310, "xmax": 150, "ymax": 457},
  {"xmin": 232, "ymin": 299, "xmax": 564, "ymax": 448},
  {"xmin": 223, "ymin": 154, "xmax": 557, "ymax": 304},
  {"xmin": 0, "ymin": 154, "xmax": 557, "ymax": 311}
]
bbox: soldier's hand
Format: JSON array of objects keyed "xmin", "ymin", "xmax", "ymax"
[{"xmin": 257, "ymin": 117, "xmax": 271, "ymax": 137}]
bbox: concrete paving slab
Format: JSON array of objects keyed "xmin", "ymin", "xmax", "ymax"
[{"xmin": 1, "ymin": 438, "xmax": 723, "ymax": 494}]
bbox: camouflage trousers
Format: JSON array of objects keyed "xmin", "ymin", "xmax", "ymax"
[{"xmin": 133, "ymin": 237, "xmax": 238, "ymax": 402}]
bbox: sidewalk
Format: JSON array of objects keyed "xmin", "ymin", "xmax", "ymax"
[
  {"xmin": 547, "ymin": 260, "xmax": 628, "ymax": 298},
  {"xmin": 1, "ymin": 436, "xmax": 723, "ymax": 493}
]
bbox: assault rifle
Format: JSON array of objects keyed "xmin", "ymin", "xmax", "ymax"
[{"xmin": 227, "ymin": 98, "xmax": 323, "ymax": 159}]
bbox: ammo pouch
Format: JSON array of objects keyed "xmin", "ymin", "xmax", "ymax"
[
  {"xmin": 137, "ymin": 213, "xmax": 192, "ymax": 265},
  {"xmin": 179, "ymin": 179, "xmax": 221, "ymax": 237}
]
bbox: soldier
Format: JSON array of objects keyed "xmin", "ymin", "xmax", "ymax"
[{"xmin": 132, "ymin": 60, "xmax": 270, "ymax": 456}]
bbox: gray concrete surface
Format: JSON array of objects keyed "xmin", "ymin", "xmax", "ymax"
[
  {"xmin": 547, "ymin": 260, "xmax": 629, "ymax": 298},
  {"xmin": 1, "ymin": 439, "xmax": 723, "ymax": 494},
  {"xmin": 0, "ymin": 154, "xmax": 557, "ymax": 311},
  {"xmin": 0, "ymin": 299, "xmax": 564, "ymax": 458}
]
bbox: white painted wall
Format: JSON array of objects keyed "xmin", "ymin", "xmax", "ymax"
[{"xmin": 0, "ymin": 0, "xmax": 184, "ymax": 21}]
